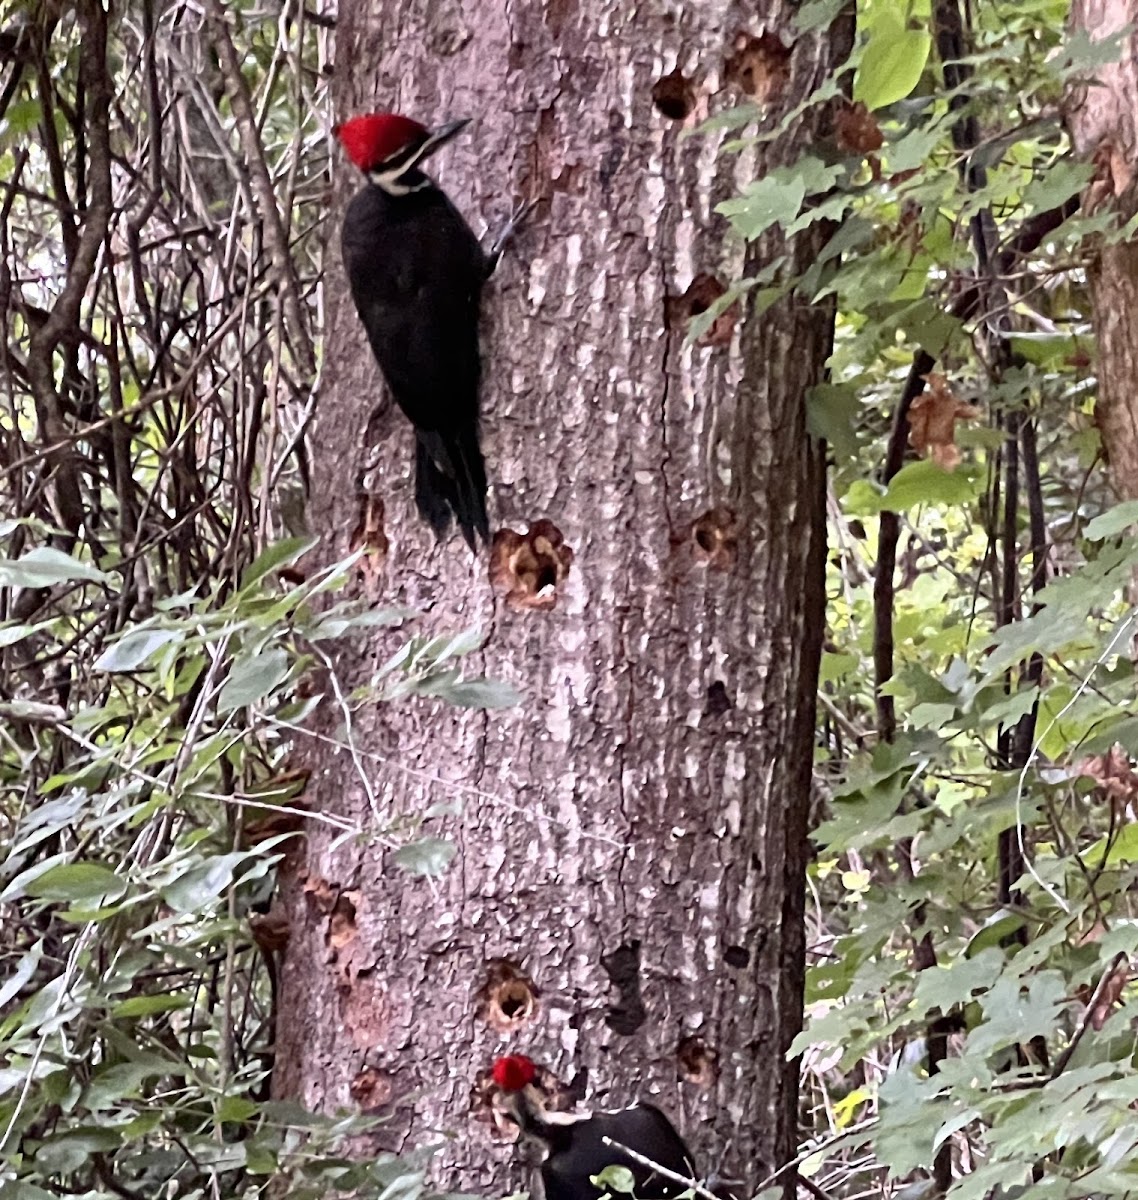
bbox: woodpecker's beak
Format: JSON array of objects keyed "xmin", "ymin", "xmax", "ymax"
[{"xmin": 422, "ymin": 117, "xmax": 471, "ymax": 159}]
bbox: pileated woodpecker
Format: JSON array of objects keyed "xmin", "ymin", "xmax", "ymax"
[
  {"xmin": 492, "ymin": 1054, "xmax": 699, "ymax": 1200},
  {"xmin": 335, "ymin": 111, "xmax": 493, "ymax": 549}
]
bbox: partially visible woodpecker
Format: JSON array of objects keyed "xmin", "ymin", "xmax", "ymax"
[
  {"xmin": 336, "ymin": 111, "xmax": 497, "ymax": 549},
  {"xmin": 491, "ymin": 1054, "xmax": 699, "ymax": 1200}
]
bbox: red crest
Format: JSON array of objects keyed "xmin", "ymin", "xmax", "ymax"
[
  {"xmin": 492, "ymin": 1054, "xmax": 537, "ymax": 1091},
  {"xmin": 334, "ymin": 113, "xmax": 427, "ymax": 171}
]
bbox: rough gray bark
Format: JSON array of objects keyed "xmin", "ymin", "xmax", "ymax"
[
  {"xmin": 1067, "ymin": 0, "xmax": 1138, "ymax": 498},
  {"xmin": 276, "ymin": 1, "xmax": 850, "ymax": 1193}
]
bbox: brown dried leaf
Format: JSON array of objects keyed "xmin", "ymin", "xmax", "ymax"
[
  {"xmin": 249, "ymin": 908, "xmax": 291, "ymax": 954},
  {"xmin": 835, "ymin": 101, "xmax": 884, "ymax": 155},
  {"xmin": 1077, "ymin": 744, "xmax": 1138, "ymax": 802},
  {"xmin": 909, "ymin": 374, "xmax": 982, "ymax": 470},
  {"xmin": 1076, "ymin": 963, "xmax": 1130, "ymax": 1032}
]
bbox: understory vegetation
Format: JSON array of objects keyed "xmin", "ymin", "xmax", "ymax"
[{"xmin": 3, "ymin": 0, "xmax": 1137, "ymax": 1197}]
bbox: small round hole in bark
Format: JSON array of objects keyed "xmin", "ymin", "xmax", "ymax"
[
  {"xmin": 690, "ymin": 506, "xmax": 739, "ymax": 571},
  {"xmin": 664, "ymin": 274, "xmax": 737, "ymax": 346},
  {"xmin": 489, "ymin": 520, "xmax": 574, "ymax": 611},
  {"xmin": 676, "ymin": 1035, "xmax": 719, "ymax": 1088},
  {"xmin": 724, "ymin": 944, "xmax": 750, "ymax": 969},
  {"xmin": 475, "ymin": 958, "xmax": 540, "ymax": 1032},
  {"xmin": 705, "ymin": 681, "xmax": 733, "ymax": 717},
  {"xmin": 350, "ymin": 1066, "xmax": 393, "ymax": 1112},
  {"xmin": 724, "ymin": 29, "xmax": 792, "ymax": 102},
  {"xmin": 651, "ymin": 68, "xmax": 696, "ymax": 120}
]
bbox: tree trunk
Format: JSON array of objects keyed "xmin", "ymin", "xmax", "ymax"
[
  {"xmin": 276, "ymin": 1, "xmax": 850, "ymax": 1192},
  {"xmin": 1067, "ymin": 0, "xmax": 1138, "ymax": 498}
]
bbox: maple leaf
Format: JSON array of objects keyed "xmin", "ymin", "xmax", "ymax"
[{"xmin": 908, "ymin": 373, "xmax": 982, "ymax": 470}]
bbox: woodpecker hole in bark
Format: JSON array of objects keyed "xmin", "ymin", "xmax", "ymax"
[
  {"xmin": 348, "ymin": 491, "xmax": 388, "ymax": 597},
  {"xmin": 302, "ymin": 873, "xmax": 339, "ymax": 914},
  {"xmin": 724, "ymin": 944, "xmax": 750, "ymax": 969},
  {"xmin": 705, "ymin": 680, "xmax": 733, "ymax": 717},
  {"xmin": 651, "ymin": 68, "xmax": 696, "ymax": 120},
  {"xmin": 690, "ymin": 506, "xmax": 739, "ymax": 570},
  {"xmin": 724, "ymin": 29, "xmax": 792, "ymax": 101},
  {"xmin": 326, "ymin": 890, "xmax": 360, "ymax": 952},
  {"xmin": 488, "ymin": 520, "xmax": 574, "ymax": 611},
  {"xmin": 475, "ymin": 958, "xmax": 540, "ymax": 1032},
  {"xmin": 676, "ymin": 1035, "xmax": 719, "ymax": 1088},
  {"xmin": 665, "ymin": 274, "xmax": 737, "ymax": 347},
  {"xmin": 600, "ymin": 941, "xmax": 647, "ymax": 1035},
  {"xmin": 350, "ymin": 1066, "xmax": 393, "ymax": 1112}
]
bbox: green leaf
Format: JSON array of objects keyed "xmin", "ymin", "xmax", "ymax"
[
  {"xmin": 983, "ymin": 605, "xmax": 1098, "ymax": 679},
  {"xmin": 217, "ymin": 1094, "xmax": 260, "ymax": 1122},
  {"xmin": 218, "ymin": 646, "xmax": 290, "ymax": 711},
  {"xmin": 965, "ymin": 914, "xmax": 1026, "ymax": 958},
  {"xmin": 245, "ymin": 1143, "xmax": 279, "ymax": 1174},
  {"xmin": 24, "ymin": 862, "xmax": 126, "ymax": 905},
  {"xmin": 967, "ymin": 972, "xmax": 1068, "ymax": 1056},
  {"xmin": 0, "ymin": 621, "xmax": 50, "ymax": 647},
  {"xmin": 1022, "ymin": 160, "xmax": 1094, "ymax": 213},
  {"xmin": 307, "ymin": 604, "xmax": 414, "ymax": 640},
  {"xmin": 854, "ymin": 15, "xmax": 932, "ymax": 110},
  {"xmin": 112, "ymin": 993, "xmax": 193, "ymax": 1018},
  {"xmin": 94, "ymin": 627, "xmax": 181, "ymax": 672},
  {"xmin": 160, "ymin": 852, "xmax": 251, "ymax": 913},
  {"xmin": 392, "ymin": 837, "xmax": 457, "ymax": 877},
  {"xmin": 0, "ymin": 944, "xmax": 42, "ymax": 1008},
  {"xmin": 592, "ymin": 1166, "xmax": 637, "ymax": 1194},
  {"xmin": 717, "ymin": 167, "xmax": 814, "ymax": 240},
  {"xmin": 807, "ymin": 383, "xmax": 862, "ymax": 462},
  {"xmin": 435, "ymin": 677, "xmax": 524, "ymax": 709},
  {"xmin": 794, "ymin": 0, "xmax": 849, "ymax": 33},
  {"xmin": 1, "ymin": 1184, "xmax": 56, "ymax": 1200},
  {"xmin": 85, "ymin": 1056, "xmax": 183, "ymax": 1110},
  {"xmin": 0, "ymin": 547, "xmax": 107, "ymax": 587},
  {"xmin": 1, "ymin": 98, "xmax": 43, "ymax": 138},
  {"xmin": 1084, "ymin": 500, "xmax": 1138, "ymax": 540},
  {"xmin": 420, "ymin": 626, "xmax": 487, "ymax": 664},
  {"xmin": 240, "ymin": 534, "xmax": 318, "ymax": 591},
  {"xmin": 882, "ymin": 460, "xmax": 979, "ymax": 511},
  {"xmin": 35, "ymin": 1128, "xmax": 122, "ymax": 1174}
]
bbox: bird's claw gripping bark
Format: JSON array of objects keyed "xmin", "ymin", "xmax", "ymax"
[{"xmin": 486, "ymin": 198, "xmax": 538, "ymax": 276}]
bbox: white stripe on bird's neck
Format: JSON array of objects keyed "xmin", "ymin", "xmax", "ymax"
[{"xmin": 367, "ymin": 166, "xmax": 431, "ymax": 196}]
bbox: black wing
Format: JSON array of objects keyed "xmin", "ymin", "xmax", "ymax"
[
  {"xmin": 542, "ymin": 1106, "xmax": 697, "ymax": 1200},
  {"xmin": 341, "ymin": 183, "xmax": 486, "ymax": 434}
]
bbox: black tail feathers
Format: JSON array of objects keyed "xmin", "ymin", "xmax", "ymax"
[{"xmin": 414, "ymin": 428, "xmax": 489, "ymax": 550}]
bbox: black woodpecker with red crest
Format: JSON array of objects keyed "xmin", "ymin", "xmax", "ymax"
[
  {"xmin": 492, "ymin": 1054, "xmax": 700, "ymax": 1200},
  {"xmin": 335, "ymin": 112, "xmax": 495, "ymax": 549}
]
